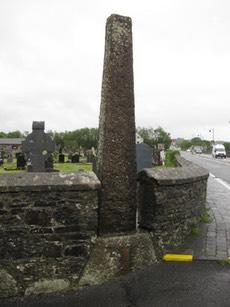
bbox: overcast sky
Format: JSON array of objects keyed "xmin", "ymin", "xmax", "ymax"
[{"xmin": 1, "ymin": 0, "xmax": 230, "ymax": 141}]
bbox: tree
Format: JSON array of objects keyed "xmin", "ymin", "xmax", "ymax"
[
  {"xmin": 179, "ymin": 140, "xmax": 192, "ymax": 150},
  {"xmin": 152, "ymin": 127, "xmax": 171, "ymax": 150},
  {"xmin": 137, "ymin": 126, "xmax": 171, "ymax": 149},
  {"xmin": 0, "ymin": 131, "xmax": 7, "ymax": 138},
  {"xmin": 191, "ymin": 137, "xmax": 203, "ymax": 146},
  {"xmin": 7, "ymin": 130, "xmax": 23, "ymax": 138}
]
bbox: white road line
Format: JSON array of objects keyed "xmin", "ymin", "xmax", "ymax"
[{"xmin": 210, "ymin": 172, "xmax": 230, "ymax": 191}]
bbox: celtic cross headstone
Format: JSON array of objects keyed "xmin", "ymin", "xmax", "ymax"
[{"xmin": 22, "ymin": 121, "xmax": 55, "ymax": 172}]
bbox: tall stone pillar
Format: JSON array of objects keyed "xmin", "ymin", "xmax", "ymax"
[{"xmin": 97, "ymin": 14, "xmax": 137, "ymax": 234}]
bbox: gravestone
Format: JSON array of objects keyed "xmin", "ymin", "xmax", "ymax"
[
  {"xmin": 21, "ymin": 121, "xmax": 55, "ymax": 172},
  {"xmin": 0, "ymin": 149, "xmax": 4, "ymax": 164},
  {"xmin": 7, "ymin": 146, "xmax": 13, "ymax": 163},
  {"xmin": 58, "ymin": 153, "xmax": 65, "ymax": 163},
  {"xmin": 71, "ymin": 154, "xmax": 80, "ymax": 163},
  {"xmin": 16, "ymin": 154, "xmax": 26, "ymax": 170},
  {"xmin": 97, "ymin": 14, "xmax": 137, "ymax": 234},
  {"xmin": 136, "ymin": 143, "xmax": 153, "ymax": 173}
]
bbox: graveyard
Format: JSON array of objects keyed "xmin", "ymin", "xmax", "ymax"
[{"xmin": 0, "ymin": 122, "xmax": 93, "ymax": 173}]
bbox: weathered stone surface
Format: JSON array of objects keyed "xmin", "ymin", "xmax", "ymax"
[
  {"xmin": 97, "ymin": 14, "xmax": 137, "ymax": 234},
  {"xmin": 138, "ymin": 163, "xmax": 209, "ymax": 185},
  {"xmin": 25, "ymin": 278, "xmax": 70, "ymax": 296},
  {"xmin": 137, "ymin": 157, "xmax": 209, "ymax": 255},
  {"xmin": 0, "ymin": 173, "xmax": 100, "ymax": 296},
  {"xmin": 79, "ymin": 233, "xmax": 156, "ymax": 286},
  {"xmin": 0, "ymin": 171, "xmax": 100, "ymax": 192},
  {"xmin": 0, "ymin": 269, "xmax": 18, "ymax": 298}
]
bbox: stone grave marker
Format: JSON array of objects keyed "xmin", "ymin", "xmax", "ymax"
[
  {"xmin": 136, "ymin": 143, "xmax": 153, "ymax": 173},
  {"xmin": 22, "ymin": 121, "xmax": 55, "ymax": 172},
  {"xmin": 0, "ymin": 149, "xmax": 4, "ymax": 165},
  {"xmin": 16, "ymin": 154, "xmax": 26, "ymax": 170},
  {"xmin": 7, "ymin": 146, "xmax": 13, "ymax": 163},
  {"xmin": 58, "ymin": 153, "xmax": 65, "ymax": 163},
  {"xmin": 71, "ymin": 153, "xmax": 80, "ymax": 163}
]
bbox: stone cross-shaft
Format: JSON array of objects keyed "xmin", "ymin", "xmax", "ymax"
[{"xmin": 97, "ymin": 14, "xmax": 137, "ymax": 234}]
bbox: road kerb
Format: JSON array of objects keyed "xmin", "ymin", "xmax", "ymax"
[{"xmin": 163, "ymin": 254, "xmax": 193, "ymax": 262}]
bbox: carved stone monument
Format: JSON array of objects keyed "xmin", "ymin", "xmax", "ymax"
[
  {"xmin": 97, "ymin": 14, "xmax": 137, "ymax": 234},
  {"xmin": 22, "ymin": 121, "xmax": 55, "ymax": 172}
]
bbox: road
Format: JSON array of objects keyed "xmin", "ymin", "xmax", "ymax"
[{"xmin": 181, "ymin": 151, "xmax": 230, "ymax": 187}]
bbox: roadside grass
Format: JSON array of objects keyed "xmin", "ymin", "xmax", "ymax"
[
  {"xmin": 200, "ymin": 209, "xmax": 211, "ymax": 223},
  {"xmin": 191, "ymin": 209, "xmax": 211, "ymax": 235},
  {"xmin": 220, "ymin": 258, "xmax": 230, "ymax": 265}
]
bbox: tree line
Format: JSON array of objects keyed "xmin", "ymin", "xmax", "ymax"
[
  {"xmin": 2, "ymin": 127, "xmax": 229, "ymax": 153},
  {"xmin": 0, "ymin": 126, "xmax": 172, "ymax": 151}
]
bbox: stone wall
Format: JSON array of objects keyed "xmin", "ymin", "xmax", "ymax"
[
  {"xmin": 137, "ymin": 156, "xmax": 209, "ymax": 256},
  {"xmin": 0, "ymin": 156, "xmax": 210, "ymax": 298},
  {"xmin": 0, "ymin": 172, "xmax": 100, "ymax": 297}
]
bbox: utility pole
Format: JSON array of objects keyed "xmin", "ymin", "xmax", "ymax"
[{"xmin": 209, "ymin": 128, "xmax": 214, "ymax": 143}]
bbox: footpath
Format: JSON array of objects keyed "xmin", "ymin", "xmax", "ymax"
[
  {"xmin": 171, "ymin": 173, "xmax": 230, "ymax": 260},
  {"xmin": 2, "ymin": 175, "xmax": 230, "ymax": 306}
]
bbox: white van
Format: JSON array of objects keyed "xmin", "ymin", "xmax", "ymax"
[{"xmin": 212, "ymin": 144, "xmax": 226, "ymax": 158}]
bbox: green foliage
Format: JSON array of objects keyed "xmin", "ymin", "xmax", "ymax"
[
  {"xmin": 191, "ymin": 209, "xmax": 211, "ymax": 235},
  {"xmin": 224, "ymin": 142, "xmax": 230, "ymax": 153},
  {"xmin": 179, "ymin": 138, "xmax": 212, "ymax": 152},
  {"xmin": 137, "ymin": 126, "xmax": 171, "ymax": 150},
  {"xmin": 179, "ymin": 139, "xmax": 192, "ymax": 150},
  {"xmin": 191, "ymin": 137, "xmax": 203, "ymax": 146},
  {"xmin": 165, "ymin": 150, "xmax": 180, "ymax": 167},
  {"xmin": 220, "ymin": 258, "xmax": 230, "ymax": 265},
  {"xmin": 53, "ymin": 128, "xmax": 98, "ymax": 150},
  {"xmin": 0, "ymin": 131, "xmax": 7, "ymax": 138},
  {"xmin": 191, "ymin": 226, "xmax": 200, "ymax": 234},
  {"xmin": 200, "ymin": 209, "xmax": 211, "ymax": 223}
]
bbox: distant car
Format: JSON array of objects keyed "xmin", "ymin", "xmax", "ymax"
[{"xmin": 195, "ymin": 149, "xmax": 202, "ymax": 154}]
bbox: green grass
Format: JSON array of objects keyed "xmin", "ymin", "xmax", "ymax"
[
  {"xmin": 220, "ymin": 258, "xmax": 230, "ymax": 265},
  {"xmin": 54, "ymin": 163, "xmax": 92, "ymax": 172},
  {"xmin": 0, "ymin": 159, "xmax": 92, "ymax": 173}
]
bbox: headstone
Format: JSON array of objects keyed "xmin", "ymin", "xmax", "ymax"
[
  {"xmin": 0, "ymin": 150, "xmax": 4, "ymax": 164},
  {"xmin": 97, "ymin": 14, "xmax": 136, "ymax": 234},
  {"xmin": 45, "ymin": 154, "xmax": 54, "ymax": 170},
  {"xmin": 71, "ymin": 154, "xmax": 80, "ymax": 163},
  {"xmin": 16, "ymin": 154, "xmax": 26, "ymax": 170},
  {"xmin": 58, "ymin": 153, "xmax": 65, "ymax": 163},
  {"xmin": 21, "ymin": 121, "xmax": 55, "ymax": 172},
  {"xmin": 58, "ymin": 144, "xmax": 63, "ymax": 154},
  {"xmin": 86, "ymin": 151, "xmax": 93, "ymax": 163},
  {"xmin": 136, "ymin": 143, "xmax": 153, "ymax": 173},
  {"xmin": 7, "ymin": 146, "xmax": 13, "ymax": 163}
]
